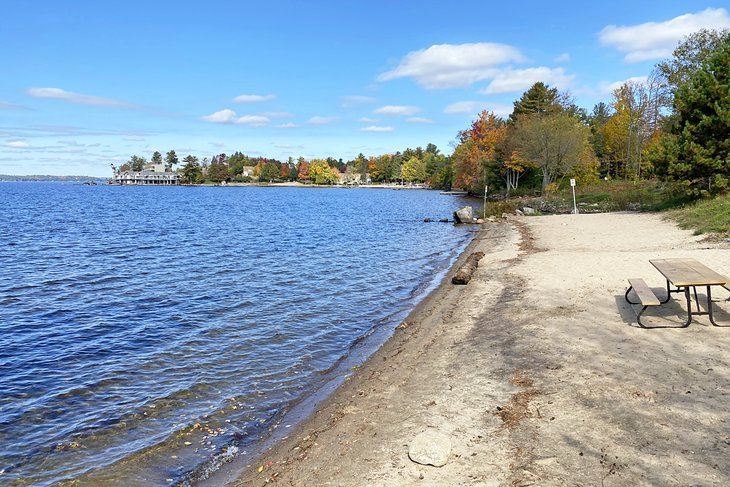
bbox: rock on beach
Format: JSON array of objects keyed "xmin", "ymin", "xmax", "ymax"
[{"xmin": 408, "ymin": 430, "xmax": 452, "ymax": 467}]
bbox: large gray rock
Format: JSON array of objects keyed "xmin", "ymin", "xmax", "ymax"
[
  {"xmin": 408, "ymin": 430, "xmax": 451, "ymax": 467},
  {"xmin": 453, "ymin": 206, "xmax": 474, "ymax": 224},
  {"xmin": 521, "ymin": 206, "xmax": 536, "ymax": 215}
]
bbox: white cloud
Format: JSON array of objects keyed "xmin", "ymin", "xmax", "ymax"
[
  {"xmin": 378, "ymin": 42, "xmax": 525, "ymax": 89},
  {"xmin": 599, "ymin": 8, "xmax": 730, "ymax": 62},
  {"xmin": 201, "ymin": 109, "xmax": 270, "ymax": 125},
  {"xmin": 261, "ymin": 111, "xmax": 294, "ymax": 118},
  {"xmin": 0, "ymin": 101, "xmax": 26, "ymax": 110},
  {"xmin": 373, "ymin": 105, "xmax": 420, "ymax": 116},
  {"xmin": 444, "ymin": 101, "xmax": 512, "ymax": 118},
  {"xmin": 4, "ymin": 140, "xmax": 30, "ymax": 148},
  {"xmin": 27, "ymin": 87, "xmax": 137, "ymax": 108},
  {"xmin": 236, "ymin": 115, "xmax": 270, "ymax": 126},
  {"xmin": 598, "ymin": 76, "xmax": 649, "ymax": 96},
  {"xmin": 480, "ymin": 67, "xmax": 575, "ymax": 94},
  {"xmin": 307, "ymin": 116, "xmax": 338, "ymax": 125},
  {"xmin": 554, "ymin": 53, "xmax": 571, "ymax": 63},
  {"xmin": 406, "ymin": 117, "xmax": 434, "ymax": 124},
  {"xmin": 444, "ymin": 101, "xmax": 481, "ymax": 114},
  {"xmin": 276, "ymin": 122, "xmax": 299, "ymax": 128},
  {"xmin": 202, "ymin": 109, "xmax": 237, "ymax": 123},
  {"xmin": 232, "ymin": 94, "xmax": 276, "ymax": 103},
  {"xmin": 359, "ymin": 117, "xmax": 377, "ymax": 123},
  {"xmin": 275, "ymin": 143, "xmax": 304, "ymax": 149},
  {"xmin": 360, "ymin": 126, "xmax": 394, "ymax": 133},
  {"xmin": 341, "ymin": 95, "xmax": 377, "ymax": 107}
]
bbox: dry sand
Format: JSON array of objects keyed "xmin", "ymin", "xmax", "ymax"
[{"xmin": 225, "ymin": 212, "xmax": 730, "ymax": 487}]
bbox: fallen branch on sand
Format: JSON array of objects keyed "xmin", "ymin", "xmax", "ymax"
[{"xmin": 451, "ymin": 252, "xmax": 485, "ymax": 284}]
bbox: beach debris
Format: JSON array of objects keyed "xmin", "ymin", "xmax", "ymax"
[
  {"xmin": 453, "ymin": 206, "xmax": 474, "ymax": 224},
  {"xmin": 408, "ymin": 430, "xmax": 451, "ymax": 467},
  {"xmin": 451, "ymin": 252, "xmax": 485, "ymax": 285},
  {"xmin": 397, "ymin": 321, "xmax": 411, "ymax": 330}
]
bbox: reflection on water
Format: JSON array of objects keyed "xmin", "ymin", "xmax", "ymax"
[{"xmin": 0, "ymin": 183, "xmax": 473, "ymax": 485}]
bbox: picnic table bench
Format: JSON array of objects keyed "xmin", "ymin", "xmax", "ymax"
[{"xmin": 625, "ymin": 258, "xmax": 728, "ymax": 328}]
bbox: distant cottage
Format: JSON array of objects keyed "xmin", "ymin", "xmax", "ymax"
[{"xmin": 114, "ymin": 163, "xmax": 180, "ymax": 185}]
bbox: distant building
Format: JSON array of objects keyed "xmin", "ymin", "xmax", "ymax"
[
  {"xmin": 241, "ymin": 166, "xmax": 256, "ymax": 177},
  {"xmin": 114, "ymin": 167, "xmax": 180, "ymax": 185}
]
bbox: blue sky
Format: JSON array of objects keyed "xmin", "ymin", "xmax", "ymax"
[{"xmin": 1, "ymin": 1, "xmax": 729, "ymax": 177}]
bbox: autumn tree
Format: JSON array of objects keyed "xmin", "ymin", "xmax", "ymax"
[
  {"xmin": 453, "ymin": 111, "xmax": 507, "ymax": 193},
  {"xmin": 297, "ymin": 160, "xmax": 310, "ymax": 182},
  {"xmin": 513, "ymin": 112, "xmax": 596, "ymax": 192},
  {"xmin": 603, "ymin": 81, "xmax": 651, "ymax": 179},
  {"xmin": 401, "ymin": 156, "xmax": 427, "ymax": 183},
  {"xmin": 309, "ymin": 159, "xmax": 340, "ymax": 184},
  {"xmin": 280, "ymin": 163, "xmax": 290, "ymax": 180},
  {"xmin": 259, "ymin": 162, "xmax": 280, "ymax": 182}
]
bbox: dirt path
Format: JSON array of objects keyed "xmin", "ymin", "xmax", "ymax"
[{"xmin": 226, "ymin": 213, "xmax": 730, "ymax": 487}]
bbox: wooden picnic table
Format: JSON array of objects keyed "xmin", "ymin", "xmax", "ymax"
[{"xmin": 650, "ymin": 258, "xmax": 727, "ymax": 326}]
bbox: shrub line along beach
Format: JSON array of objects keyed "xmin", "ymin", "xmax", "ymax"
[{"xmin": 207, "ymin": 212, "xmax": 730, "ymax": 487}]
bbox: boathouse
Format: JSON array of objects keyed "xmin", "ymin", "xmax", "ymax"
[{"xmin": 114, "ymin": 169, "xmax": 180, "ymax": 185}]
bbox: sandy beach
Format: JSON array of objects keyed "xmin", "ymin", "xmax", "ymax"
[{"xmin": 221, "ymin": 212, "xmax": 730, "ymax": 486}]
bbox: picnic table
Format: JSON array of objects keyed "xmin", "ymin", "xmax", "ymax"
[{"xmin": 625, "ymin": 258, "xmax": 728, "ymax": 327}]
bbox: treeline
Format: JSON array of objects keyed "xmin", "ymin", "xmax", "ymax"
[
  {"xmin": 117, "ymin": 29, "xmax": 729, "ymax": 196},
  {"xmin": 117, "ymin": 146, "xmax": 450, "ymax": 186},
  {"xmin": 450, "ymin": 28, "xmax": 730, "ymax": 197}
]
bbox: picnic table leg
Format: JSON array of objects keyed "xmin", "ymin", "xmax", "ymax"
[
  {"xmin": 682, "ymin": 287, "xmax": 692, "ymax": 327},
  {"xmin": 706, "ymin": 285, "xmax": 720, "ymax": 326},
  {"xmin": 635, "ymin": 305, "xmax": 650, "ymax": 328}
]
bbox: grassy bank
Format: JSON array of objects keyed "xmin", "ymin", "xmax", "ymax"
[{"xmin": 482, "ymin": 179, "xmax": 729, "ymax": 238}]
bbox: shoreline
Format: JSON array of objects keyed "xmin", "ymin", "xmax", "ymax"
[
  {"xmin": 203, "ymin": 219, "xmax": 519, "ymax": 486},
  {"xmin": 216, "ymin": 212, "xmax": 730, "ymax": 486},
  {"xmin": 191, "ymin": 223, "xmax": 481, "ymax": 486}
]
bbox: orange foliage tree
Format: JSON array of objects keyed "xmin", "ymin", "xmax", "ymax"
[{"xmin": 453, "ymin": 111, "xmax": 507, "ymax": 193}]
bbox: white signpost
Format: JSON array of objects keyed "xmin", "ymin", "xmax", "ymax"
[{"xmin": 570, "ymin": 178, "xmax": 577, "ymax": 214}]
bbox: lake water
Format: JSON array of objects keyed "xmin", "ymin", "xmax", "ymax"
[{"xmin": 0, "ymin": 183, "xmax": 474, "ymax": 486}]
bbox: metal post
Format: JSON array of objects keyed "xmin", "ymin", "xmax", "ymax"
[
  {"xmin": 483, "ymin": 185, "xmax": 488, "ymax": 218},
  {"xmin": 570, "ymin": 178, "xmax": 577, "ymax": 214}
]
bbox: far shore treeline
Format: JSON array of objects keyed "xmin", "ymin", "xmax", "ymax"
[{"xmin": 116, "ymin": 29, "xmax": 729, "ymax": 199}]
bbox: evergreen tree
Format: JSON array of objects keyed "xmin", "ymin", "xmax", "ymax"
[
  {"xmin": 672, "ymin": 38, "xmax": 730, "ymax": 195},
  {"xmin": 509, "ymin": 82, "xmax": 560, "ymax": 122}
]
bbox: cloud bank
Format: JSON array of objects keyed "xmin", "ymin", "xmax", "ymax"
[
  {"xmin": 599, "ymin": 8, "xmax": 730, "ymax": 62},
  {"xmin": 378, "ymin": 42, "xmax": 524, "ymax": 89}
]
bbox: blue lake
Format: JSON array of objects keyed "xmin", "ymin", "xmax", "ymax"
[{"xmin": 0, "ymin": 183, "xmax": 474, "ymax": 485}]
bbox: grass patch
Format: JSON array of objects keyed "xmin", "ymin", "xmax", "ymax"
[{"xmin": 665, "ymin": 194, "xmax": 730, "ymax": 237}]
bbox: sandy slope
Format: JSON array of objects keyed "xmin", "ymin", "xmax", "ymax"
[{"xmin": 226, "ymin": 212, "xmax": 730, "ymax": 487}]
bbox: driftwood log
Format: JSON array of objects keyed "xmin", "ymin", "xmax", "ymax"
[{"xmin": 451, "ymin": 251, "xmax": 485, "ymax": 285}]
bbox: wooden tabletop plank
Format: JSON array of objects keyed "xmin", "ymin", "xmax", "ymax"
[{"xmin": 650, "ymin": 258, "xmax": 727, "ymax": 286}]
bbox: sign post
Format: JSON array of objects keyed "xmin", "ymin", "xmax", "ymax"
[
  {"xmin": 483, "ymin": 184, "xmax": 488, "ymax": 218},
  {"xmin": 570, "ymin": 178, "xmax": 577, "ymax": 214}
]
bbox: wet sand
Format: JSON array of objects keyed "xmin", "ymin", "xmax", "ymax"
[{"xmin": 221, "ymin": 212, "xmax": 730, "ymax": 486}]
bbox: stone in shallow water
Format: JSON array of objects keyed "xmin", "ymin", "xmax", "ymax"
[
  {"xmin": 408, "ymin": 430, "xmax": 451, "ymax": 467},
  {"xmin": 453, "ymin": 206, "xmax": 474, "ymax": 224}
]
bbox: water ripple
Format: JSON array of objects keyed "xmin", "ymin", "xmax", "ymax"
[{"xmin": 0, "ymin": 183, "xmax": 473, "ymax": 486}]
